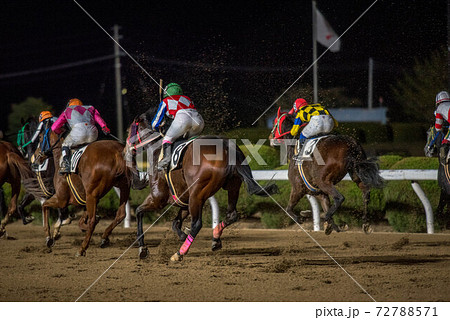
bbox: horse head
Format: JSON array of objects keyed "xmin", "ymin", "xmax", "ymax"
[
  {"xmin": 269, "ymin": 107, "xmax": 294, "ymax": 146},
  {"xmin": 18, "ymin": 116, "xmax": 39, "ymax": 160}
]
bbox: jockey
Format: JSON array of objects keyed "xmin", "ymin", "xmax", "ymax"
[
  {"xmin": 289, "ymin": 98, "xmax": 337, "ymax": 154},
  {"xmin": 433, "ymin": 91, "xmax": 450, "ymax": 164},
  {"xmin": 51, "ymin": 98, "xmax": 110, "ymax": 174},
  {"xmin": 30, "ymin": 111, "xmax": 57, "ymax": 145},
  {"xmin": 147, "ymin": 83, "xmax": 204, "ymax": 171}
]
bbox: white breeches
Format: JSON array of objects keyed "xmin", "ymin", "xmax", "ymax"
[
  {"xmin": 301, "ymin": 115, "xmax": 334, "ymax": 138},
  {"xmin": 164, "ymin": 109, "xmax": 204, "ymax": 143},
  {"xmin": 62, "ymin": 123, "xmax": 98, "ymax": 148}
]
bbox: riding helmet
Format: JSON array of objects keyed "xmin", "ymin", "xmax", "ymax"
[{"xmin": 163, "ymin": 83, "xmax": 183, "ymax": 98}]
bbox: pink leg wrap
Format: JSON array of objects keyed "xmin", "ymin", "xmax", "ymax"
[
  {"xmin": 213, "ymin": 221, "xmax": 226, "ymax": 239},
  {"xmin": 179, "ymin": 234, "xmax": 194, "ymax": 255}
]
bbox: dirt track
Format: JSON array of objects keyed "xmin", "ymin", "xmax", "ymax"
[{"xmin": 1, "ymin": 220, "xmax": 450, "ymax": 302}]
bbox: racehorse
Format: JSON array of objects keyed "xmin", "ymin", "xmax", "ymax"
[
  {"xmin": 269, "ymin": 107, "xmax": 384, "ymax": 234},
  {"xmin": 124, "ymin": 113, "xmax": 278, "ymax": 261},
  {"xmin": 17, "ymin": 117, "xmax": 72, "ymax": 236},
  {"xmin": 425, "ymin": 126, "xmax": 450, "ymax": 224},
  {"xmin": 33, "ymin": 129, "xmax": 130, "ymax": 256},
  {"xmin": 0, "ymin": 141, "xmax": 34, "ymax": 237}
]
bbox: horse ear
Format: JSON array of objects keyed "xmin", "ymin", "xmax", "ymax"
[
  {"xmin": 277, "ymin": 107, "xmax": 281, "ymax": 118},
  {"xmin": 20, "ymin": 117, "xmax": 25, "ymax": 125}
]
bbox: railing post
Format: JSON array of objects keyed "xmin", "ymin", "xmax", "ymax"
[
  {"xmin": 306, "ymin": 195, "xmax": 321, "ymax": 231},
  {"xmin": 411, "ymin": 181, "xmax": 434, "ymax": 234}
]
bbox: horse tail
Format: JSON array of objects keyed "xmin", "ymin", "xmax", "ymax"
[
  {"xmin": 7, "ymin": 152, "xmax": 46, "ymax": 198},
  {"xmin": 354, "ymin": 158, "xmax": 385, "ymax": 189},
  {"xmin": 229, "ymin": 141, "xmax": 279, "ymax": 196}
]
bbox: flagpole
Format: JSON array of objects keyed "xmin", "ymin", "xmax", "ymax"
[{"xmin": 312, "ymin": 0, "xmax": 318, "ymax": 103}]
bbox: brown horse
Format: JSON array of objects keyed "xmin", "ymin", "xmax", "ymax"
[
  {"xmin": 124, "ymin": 114, "xmax": 278, "ymax": 261},
  {"xmin": 269, "ymin": 108, "xmax": 384, "ymax": 234},
  {"xmin": 34, "ymin": 130, "xmax": 130, "ymax": 256},
  {"xmin": 0, "ymin": 141, "xmax": 35, "ymax": 236}
]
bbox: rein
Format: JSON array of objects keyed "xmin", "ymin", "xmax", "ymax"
[
  {"xmin": 271, "ymin": 113, "xmax": 291, "ymax": 141},
  {"xmin": 17, "ymin": 122, "xmax": 33, "ymax": 150},
  {"xmin": 126, "ymin": 121, "xmax": 162, "ymax": 151}
]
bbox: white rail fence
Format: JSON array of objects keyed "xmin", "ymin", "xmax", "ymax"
[
  {"xmin": 252, "ymin": 169, "xmax": 437, "ymax": 234},
  {"xmin": 122, "ymin": 170, "xmax": 438, "ymax": 234}
]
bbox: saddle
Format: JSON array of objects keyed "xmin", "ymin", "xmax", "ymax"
[{"xmin": 159, "ymin": 136, "xmax": 198, "ymax": 172}]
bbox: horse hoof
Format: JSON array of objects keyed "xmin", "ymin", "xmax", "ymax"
[
  {"xmin": 75, "ymin": 250, "xmax": 86, "ymax": 257},
  {"xmin": 362, "ymin": 223, "xmax": 373, "ymax": 234},
  {"xmin": 138, "ymin": 246, "xmax": 149, "ymax": 259},
  {"xmin": 46, "ymin": 237, "xmax": 54, "ymax": 248},
  {"xmin": 212, "ymin": 238, "xmax": 222, "ymax": 251},
  {"xmin": 53, "ymin": 232, "xmax": 61, "ymax": 241},
  {"xmin": 23, "ymin": 216, "xmax": 35, "ymax": 225},
  {"xmin": 324, "ymin": 221, "xmax": 333, "ymax": 235},
  {"xmin": 0, "ymin": 229, "xmax": 6, "ymax": 239},
  {"xmin": 100, "ymin": 238, "xmax": 110, "ymax": 248},
  {"xmin": 170, "ymin": 252, "xmax": 183, "ymax": 262}
]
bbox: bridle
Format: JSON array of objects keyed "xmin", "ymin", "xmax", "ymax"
[
  {"xmin": 126, "ymin": 120, "xmax": 162, "ymax": 152},
  {"xmin": 271, "ymin": 111, "xmax": 291, "ymax": 144}
]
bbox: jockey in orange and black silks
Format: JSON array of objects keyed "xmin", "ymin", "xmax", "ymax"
[
  {"xmin": 289, "ymin": 98, "xmax": 338, "ymax": 150},
  {"xmin": 52, "ymin": 98, "xmax": 110, "ymax": 174},
  {"xmin": 148, "ymin": 83, "xmax": 204, "ymax": 171}
]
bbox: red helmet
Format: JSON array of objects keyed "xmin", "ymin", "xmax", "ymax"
[{"xmin": 291, "ymin": 98, "xmax": 308, "ymax": 114}]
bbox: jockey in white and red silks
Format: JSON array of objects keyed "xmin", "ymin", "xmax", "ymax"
[
  {"xmin": 147, "ymin": 82, "xmax": 204, "ymax": 171},
  {"xmin": 51, "ymin": 98, "xmax": 110, "ymax": 174},
  {"xmin": 433, "ymin": 91, "xmax": 450, "ymax": 164}
]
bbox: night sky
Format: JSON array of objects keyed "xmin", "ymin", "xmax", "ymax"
[{"xmin": 0, "ymin": 0, "xmax": 447, "ymax": 134}]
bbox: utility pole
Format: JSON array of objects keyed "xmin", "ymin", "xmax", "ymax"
[
  {"xmin": 113, "ymin": 24, "xmax": 124, "ymax": 141},
  {"xmin": 368, "ymin": 57, "xmax": 373, "ymax": 109},
  {"xmin": 312, "ymin": 0, "xmax": 318, "ymax": 103}
]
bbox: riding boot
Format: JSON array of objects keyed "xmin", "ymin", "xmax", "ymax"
[
  {"xmin": 293, "ymin": 137, "xmax": 306, "ymax": 162},
  {"xmin": 157, "ymin": 143, "xmax": 172, "ymax": 172},
  {"xmin": 440, "ymin": 144, "xmax": 450, "ymax": 166},
  {"xmin": 60, "ymin": 146, "xmax": 71, "ymax": 175}
]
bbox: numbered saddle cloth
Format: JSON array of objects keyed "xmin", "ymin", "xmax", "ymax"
[
  {"xmin": 158, "ymin": 136, "xmax": 198, "ymax": 172},
  {"xmin": 69, "ymin": 145, "xmax": 88, "ymax": 173},
  {"xmin": 296, "ymin": 135, "xmax": 327, "ymax": 159}
]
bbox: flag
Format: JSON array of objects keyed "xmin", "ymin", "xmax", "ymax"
[{"xmin": 316, "ymin": 8, "xmax": 341, "ymax": 52}]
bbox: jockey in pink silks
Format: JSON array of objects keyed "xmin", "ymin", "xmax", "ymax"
[{"xmin": 51, "ymin": 98, "xmax": 110, "ymax": 174}]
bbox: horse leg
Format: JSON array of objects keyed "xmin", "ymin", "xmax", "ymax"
[
  {"xmin": 172, "ymin": 208, "xmax": 189, "ymax": 242},
  {"xmin": 100, "ymin": 183, "xmax": 129, "ymax": 248},
  {"xmin": 77, "ymin": 197, "xmax": 99, "ymax": 257},
  {"xmin": 0, "ymin": 180, "xmax": 20, "ymax": 238},
  {"xmin": 212, "ymin": 178, "xmax": 242, "ymax": 251},
  {"xmin": 286, "ymin": 187, "xmax": 306, "ymax": 224},
  {"xmin": 436, "ymin": 189, "xmax": 446, "ymax": 222},
  {"xmin": 171, "ymin": 197, "xmax": 205, "ymax": 262},
  {"xmin": 317, "ymin": 182, "xmax": 345, "ymax": 235},
  {"xmin": 17, "ymin": 192, "xmax": 35, "ymax": 225}
]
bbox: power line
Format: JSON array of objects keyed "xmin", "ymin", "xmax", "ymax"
[{"xmin": 0, "ymin": 54, "xmax": 116, "ymax": 80}]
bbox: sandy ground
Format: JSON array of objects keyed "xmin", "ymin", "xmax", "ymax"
[{"xmin": 1, "ymin": 219, "xmax": 450, "ymax": 302}]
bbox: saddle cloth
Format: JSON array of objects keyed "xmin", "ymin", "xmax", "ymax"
[
  {"xmin": 69, "ymin": 145, "xmax": 88, "ymax": 173},
  {"xmin": 158, "ymin": 137, "xmax": 198, "ymax": 172},
  {"xmin": 295, "ymin": 135, "xmax": 327, "ymax": 159}
]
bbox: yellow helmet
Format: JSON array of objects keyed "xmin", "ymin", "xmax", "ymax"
[
  {"xmin": 67, "ymin": 98, "xmax": 83, "ymax": 107},
  {"xmin": 39, "ymin": 111, "xmax": 53, "ymax": 122}
]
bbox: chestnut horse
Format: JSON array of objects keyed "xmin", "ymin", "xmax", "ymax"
[
  {"xmin": 0, "ymin": 141, "xmax": 35, "ymax": 236},
  {"xmin": 34, "ymin": 130, "xmax": 130, "ymax": 256},
  {"xmin": 269, "ymin": 108, "xmax": 384, "ymax": 234},
  {"xmin": 124, "ymin": 114, "xmax": 278, "ymax": 261}
]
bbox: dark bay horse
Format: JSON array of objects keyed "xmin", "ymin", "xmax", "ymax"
[
  {"xmin": 425, "ymin": 126, "xmax": 450, "ymax": 224},
  {"xmin": 17, "ymin": 117, "xmax": 71, "ymax": 231},
  {"xmin": 33, "ymin": 130, "xmax": 130, "ymax": 256},
  {"xmin": 269, "ymin": 108, "xmax": 384, "ymax": 234},
  {"xmin": 124, "ymin": 114, "xmax": 278, "ymax": 261}
]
